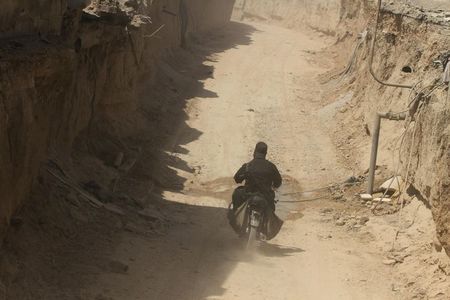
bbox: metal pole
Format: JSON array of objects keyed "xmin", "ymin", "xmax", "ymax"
[
  {"xmin": 367, "ymin": 112, "xmax": 407, "ymax": 194},
  {"xmin": 367, "ymin": 114, "xmax": 382, "ymax": 194}
]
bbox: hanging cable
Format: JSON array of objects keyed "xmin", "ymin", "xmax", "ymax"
[{"xmin": 368, "ymin": 0, "xmax": 414, "ymax": 89}]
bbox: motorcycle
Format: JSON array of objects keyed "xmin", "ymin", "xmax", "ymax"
[
  {"xmin": 245, "ymin": 193, "xmax": 268, "ymax": 249},
  {"xmin": 228, "ymin": 191, "xmax": 283, "ymax": 247}
]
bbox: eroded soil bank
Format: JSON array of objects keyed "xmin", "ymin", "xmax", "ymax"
[
  {"xmin": 237, "ymin": 0, "xmax": 450, "ymax": 254},
  {"xmin": 0, "ymin": 0, "xmax": 234, "ymax": 235}
]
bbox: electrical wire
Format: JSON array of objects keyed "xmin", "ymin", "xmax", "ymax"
[
  {"xmin": 369, "ymin": 0, "xmax": 414, "ymax": 89},
  {"xmin": 281, "ymin": 179, "xmax": 361, "ymax": 196}
]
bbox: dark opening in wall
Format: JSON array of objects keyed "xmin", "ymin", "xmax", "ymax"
[{"xmin": 402, "ymin": 66, "xmax": 413, "ymax": 73}]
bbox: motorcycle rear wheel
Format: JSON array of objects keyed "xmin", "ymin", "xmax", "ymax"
[{"xmin": 246, "ymin": 226, "xmax": 258, "ymax": 250}]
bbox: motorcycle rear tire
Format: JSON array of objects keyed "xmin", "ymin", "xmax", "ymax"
[{"xmin": 246, "ymin": 226, "xmax": 258, "ymax": 250}]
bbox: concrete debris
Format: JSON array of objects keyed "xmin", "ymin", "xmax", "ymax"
[
  {"xmin": 373, "ymin": 197, "xmax": 392, "ymax": 203},
  {"xmin": 360, "ymin": 194, "xmax": 373, "ymax": 201},
  {"xmin": 379, "ymin": 176, "xmax": 403, "ymax": 193}
]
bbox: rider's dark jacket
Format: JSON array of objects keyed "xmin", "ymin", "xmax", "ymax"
[{"xmin": 233, "ymin": 153, "xmax": 282, "ymax": 201}]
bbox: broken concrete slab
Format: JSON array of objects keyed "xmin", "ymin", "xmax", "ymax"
[{"xmin": 380, "ymin": 176, "xmax": 404, "ymax": 193}]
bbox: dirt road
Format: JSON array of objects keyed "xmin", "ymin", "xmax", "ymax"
[{"xmin": 88, "ymin": 22, "xmax": 397, "ymax": 300}]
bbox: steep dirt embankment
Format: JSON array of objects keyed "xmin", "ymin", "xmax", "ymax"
[
  {"xmin": 330, "ymin": 4, "xmax": 450, "ymax": 253},
  {"xmin": 235, "ymin": 0, "xmax": 450, "ymax": 255},
  {"xmin": 0, "ymin": 0, "xmax": 235, "ymax": 237}
]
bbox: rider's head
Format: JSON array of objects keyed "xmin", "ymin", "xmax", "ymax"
[{"xmin": 254, "ymin": 142, "xmax": 268, "ymax": 159}]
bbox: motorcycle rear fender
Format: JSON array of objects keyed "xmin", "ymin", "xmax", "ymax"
[{"xmin": 247, "ymin": 193, "xmax": 267, "ymax": 211}]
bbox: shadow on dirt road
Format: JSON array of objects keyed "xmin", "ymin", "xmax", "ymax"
[{"xmin": 0, "ymin": 22, "xmax": 262, "ymax": 300}]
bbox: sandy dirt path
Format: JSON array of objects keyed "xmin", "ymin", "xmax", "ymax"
[{"xmin": 87, "ymin": 22, "xmax": 397, "ymax": 300}]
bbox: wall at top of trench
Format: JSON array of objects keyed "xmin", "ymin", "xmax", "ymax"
[
  {"xmin": 232, "ymin": 0, "xmax": 346, "ymax": 34},
  {"xmin": 232, "ymin": 0, "xmax": 450, "ymax": 35}
]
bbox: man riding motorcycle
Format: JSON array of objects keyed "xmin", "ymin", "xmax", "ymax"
[
  {"xmin": 232, "ymin": 142, "xmax": 282, "ymax": 212},
  {"xmin": 228, "ymin": 142, "xmax": 283, "ymax": 241}
]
